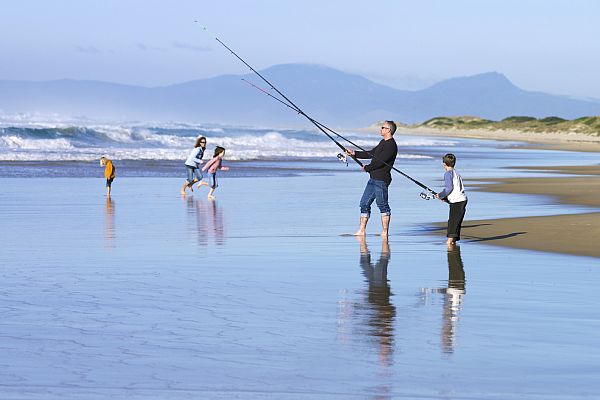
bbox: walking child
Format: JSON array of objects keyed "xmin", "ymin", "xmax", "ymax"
[
  {"xmin": 100, "ymin": 156, "xmax": 116, "ymax": 197},
  {"xmin": 181, "ymin": 136, "xmax": 207, "ymax": 195},
  {"xmin": 199, "ymin": 146, "xmax": 229, "ymax": 200},
  {"xmin": 435, "ymin": 153, "xmax": 468, "ymax": 248}
]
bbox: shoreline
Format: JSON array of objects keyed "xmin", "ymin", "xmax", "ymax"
[{"xmin": 438, "ymin": 165, "xmax": 600, "ymax": 258}]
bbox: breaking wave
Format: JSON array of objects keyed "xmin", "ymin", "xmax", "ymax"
[{"xmin": 0, "ymin": 122, "xmax": 450, "ymax": 161}]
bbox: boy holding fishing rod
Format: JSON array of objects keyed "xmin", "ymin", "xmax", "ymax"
[{"xmin": 435, "ymin": 153, "xmax": 468, "ymax": 248}]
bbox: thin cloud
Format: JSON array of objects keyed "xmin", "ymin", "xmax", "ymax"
[
  {"xmin": 172, "ymin": 41, "xmax": 212, "ymax": 52},
  {"xmin": 75, "ymin": 45, "xmax": 102, "ymax": 54},
  {"xmin": 134, "ymin": 42, "xmax": 166, "ymax": 52}
]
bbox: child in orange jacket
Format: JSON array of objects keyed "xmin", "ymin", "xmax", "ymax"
[{"xmin": 100, "ymin": 156, "xmax": 116, "ymax": 197}]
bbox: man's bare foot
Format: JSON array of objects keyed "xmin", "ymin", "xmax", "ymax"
[
  {"xmin": 381, "ymin": 231, "xmax": 388, "ymax": 237},
  {"xmin": 353, "ymin": 230, "xmax": 366, "ymax": 236},
  {"xmin": 180, "ymin": 190, "xmax": 186, "ymax": 196},
  {"xmin": 208, "ymin": 195, "xmax": 216, "ymax": 200}
]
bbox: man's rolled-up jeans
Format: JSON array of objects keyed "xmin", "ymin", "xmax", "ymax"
[{"xmin": 359, "ymin": 178, "xmax": 391, "ymax": 218}]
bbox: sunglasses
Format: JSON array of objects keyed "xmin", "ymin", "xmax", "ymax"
[{"xmin": 380, "ymin": 126, "xmax": 390, "ymax": 130}]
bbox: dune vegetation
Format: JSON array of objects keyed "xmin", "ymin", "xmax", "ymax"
[{"xmin": 412, "ymin": 116, "xmax": 600, "ymax": 136}]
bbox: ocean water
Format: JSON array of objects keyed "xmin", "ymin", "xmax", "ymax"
[
  {"xmin": 1, "ymin": 121, "xmax": 599, "ymax": 399},
  {"xmin": 0, "ymin": 121, "xmax": 443, "ymax": 162},
  {"xmin": 1, "ymin": 120, "xmax": 598, "ymax": 181}
]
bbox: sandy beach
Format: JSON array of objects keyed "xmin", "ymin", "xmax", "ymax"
[
  {"xmin": 399, "ymin": 125, "xmax": 600, "ymax": 153},
  {"xmin": 427, "ymin": 165, "xmax": 600, "ymax": 259},
  {"xmin": 429, "ymin": 160, "xmax": 600, "ymax": 258},
  {"xmin": 1, "ymin": 173, "xmax": 599, "ymax": 399},
  {"xmin": 458, "ymin": 168, "xmax": 600, "ymax": 258}
]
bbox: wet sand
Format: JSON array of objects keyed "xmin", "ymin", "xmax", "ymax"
[
  {"xmin": 440, "ymin": 165, "xmax": 600, "ymax": 258},
  {"xmin": 1, "ymin": 173, "xmax": 600, "ymax": 399}
]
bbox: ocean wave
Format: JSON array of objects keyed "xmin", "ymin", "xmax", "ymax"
[
  {"xmin": 0, "ymin": 135, "xmax": 74, "ymax": 150},
  {"xmin": 0, "ymin": 123, "xmax": 445, "ymax": 161}
]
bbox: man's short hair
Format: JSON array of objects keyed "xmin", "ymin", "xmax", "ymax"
[
  {"xmin": 385, "ymin": 120, "xmax": 397, "ymax": 135},
  {"xmin": 443, "ymin": 153, "xmax": 456, "ymax": 167}
]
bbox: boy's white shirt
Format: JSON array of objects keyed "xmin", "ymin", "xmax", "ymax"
[{"xmin": 447, "ymin": 169, "xmax": 467, "ymax": 203}]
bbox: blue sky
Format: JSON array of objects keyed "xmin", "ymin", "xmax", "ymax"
[{"xmin": 1, "ymin": 0, "xmax": 599, "ymax": 98}]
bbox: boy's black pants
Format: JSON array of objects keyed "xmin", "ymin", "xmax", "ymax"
[{"xmin": 448, "ymin": 200, "xmax": 467, "ymax": 240}]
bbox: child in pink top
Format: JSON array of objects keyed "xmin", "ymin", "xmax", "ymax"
[{"xmin": 200, "ymin": 146, "xmax": 229, "ymax": 199}]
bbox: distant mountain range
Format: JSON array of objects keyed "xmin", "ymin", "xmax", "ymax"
[{"xmin": 1, "ymin": 64, "xmax": 599, "ymax": 127}]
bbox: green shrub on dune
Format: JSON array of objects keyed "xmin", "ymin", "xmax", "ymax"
[
  {"xmin": 502, "ymin": 116, "xmax": 537, "ymax": 123},
  {"xmin": 539, "ymin": 116, "xmax": 566, "ymax": 124},
  {"xmin": 411, "ymin": 115, "xmax": 600, "ymax": 136}
]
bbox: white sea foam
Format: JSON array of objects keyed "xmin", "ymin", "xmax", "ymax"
[
  {"xmin": 0, "ymin": 122, "xmax": 444, "ymax": 161},
  {"xmin": 0, "ymin": 135, "xmax": 74, "ymax": 150}
]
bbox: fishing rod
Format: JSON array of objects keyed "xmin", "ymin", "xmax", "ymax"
[
  {"xmin": 241, "ymin": 78, "xmax": 350, "ymax": 162},
  {"xmin": 199, "ymin": 24, "xmax": 438, "ymax": 198},
  {"xmin": 242, "ymin": 78, "xmax": 353, "ymax": 166},
  {"xmin": 199, "ymin": 24, "xmax": 363, "ymax": 167},
  {"xmin": 241, "ymin": 78, "xmax": 439, "ymax": 198}
]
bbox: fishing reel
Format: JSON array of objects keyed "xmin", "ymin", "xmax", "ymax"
[
  {"xmin": 336, "ymin": 153, "xmax": 348, "ymax": 167},
  {"xmin": 420, "ymin": 191, "xmax": 448, "ymax": 203},
  {"xmin": 420, "ymin": 191, "xmax": 435, "ymax": 200}
]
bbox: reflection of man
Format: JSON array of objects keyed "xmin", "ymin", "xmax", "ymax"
[
  {"xmin": 442, "ymin": 246, "xmax": 466, "ymax": 354},
  {"xmin": 357, "ymin": 236, "xmax": 395, "ymax": 367}
]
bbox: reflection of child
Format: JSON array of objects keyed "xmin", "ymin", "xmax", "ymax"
[
  {"xmin": 435, "ymin": 153, "xmax": 467, "ymax": 248},
  {"xmin": 100, "ymin": 156, "xmax": 116, "ymax": 197},
  {"xmin": 200, "ymin": 146, "xmax": 229, "ymax": 200}
]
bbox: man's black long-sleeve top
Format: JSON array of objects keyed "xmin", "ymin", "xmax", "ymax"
[{"xmin": 354, "ymin": 138, "xmax": 398, "ymax": 186}]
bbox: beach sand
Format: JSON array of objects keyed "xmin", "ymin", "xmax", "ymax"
[
  {"xmin": 397, "ymin": 126, "xmax": 600, "ymax": 153},
  {"xmin": 1, "ymin": 170, "xmax": 599, "ymax": 398},
  {"xmin": 433, "ymin": 165, "xmax": 600, "ymax": 258},
  {"xmin": 2, "ymin": 128, "xmax": 600, "ymax": 398}
]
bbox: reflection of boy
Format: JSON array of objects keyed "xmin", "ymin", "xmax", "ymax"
[
  {"xmin": 435, "ymin": 153, "xmax": 467, "ymax": 247},
  {"xmin": 100, "ymin": 156, "xmax": 116, "ymax": 197},
  {"xmin": 442, "ymin": 246, "xmax": 466, "ymax": 354}
]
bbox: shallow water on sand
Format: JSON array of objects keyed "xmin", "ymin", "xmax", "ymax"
[{"xmin": 0, "ymin": 172, "xmax": 599, "ymax": 399}]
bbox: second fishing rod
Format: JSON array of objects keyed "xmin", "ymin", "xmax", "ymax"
[
  {"xmin": 200, "ymin": 25, "xmax": 438, "ymax": 198},
  {"xmin": 200, "ymin": 25, "xmax": 362, "ymax": 167},
  {"xmin": 242, "ymin": 78, "xmax": 439, "ymax": 199}
]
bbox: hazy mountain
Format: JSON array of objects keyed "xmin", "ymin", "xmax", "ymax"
[{"xmin": 1, "ymin": 64, "xmax": 599, "ymax": 127}]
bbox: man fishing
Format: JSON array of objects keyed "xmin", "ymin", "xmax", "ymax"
[{"xmin": 346, "ymin": 120, "xmax": 398, "ymax": 237}]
